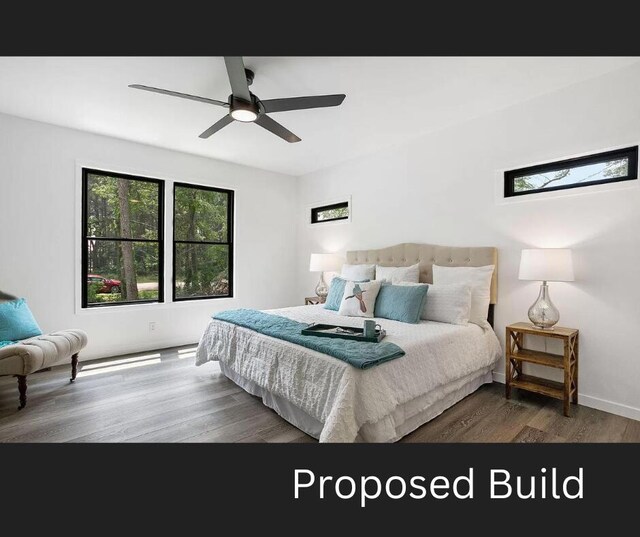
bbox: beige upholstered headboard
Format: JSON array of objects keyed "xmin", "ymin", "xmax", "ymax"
[{"xmin": 346, "ymin": 243, "xmax": 498, "ymax": 304}]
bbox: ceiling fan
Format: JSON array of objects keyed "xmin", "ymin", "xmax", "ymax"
[{"xmin": 129, "ymin": 57, "xmax": 346, "ymax": 143}]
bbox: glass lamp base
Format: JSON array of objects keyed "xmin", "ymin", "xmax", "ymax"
[
  {"xmin": 528, "ymin": 281, "xmax": 560, "ymax": 329},
  {"xmin": 315, "ymin": 273, "xmax": 328, "ymax": 299}
]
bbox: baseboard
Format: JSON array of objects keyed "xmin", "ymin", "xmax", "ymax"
[
  {"xmin": 81, "ymin": 337, "xmax": 199, "ymax": 362},
  {"xmin": 492, "ymin": 371, "xmax": 640, "ymax": 422}
]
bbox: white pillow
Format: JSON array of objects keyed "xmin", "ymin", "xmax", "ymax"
[
  {"xmin": 338, "ymin": 280, "xmax": 382, "ymax": 318},
  {"xmin": 432, "ymin": 265, "xmax": 494, "ymax": 325},
  {"xmin": 421, "ymin": 283, "xmax": 472, "ymax": 325},
  {"xmin": 375, "ymin": 262, "xmax": 420, "ymax": 284},
  {"xmin": 341, "ymin": 263, "xmax": 375, "ymax": 281}
]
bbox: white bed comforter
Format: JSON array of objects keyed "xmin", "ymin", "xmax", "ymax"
[{"xmin": 196, "ymin": 305, "xmax": 501, "ymax": 442}]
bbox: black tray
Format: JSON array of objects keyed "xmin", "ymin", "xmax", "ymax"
[{"xmin": 301, "ymin": 323, "xmax": 386, "ymax": 343}]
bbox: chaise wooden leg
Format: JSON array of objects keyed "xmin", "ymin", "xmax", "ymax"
[
  {"xmin": 70, "ymin": 353, "xmax": 78, "ymax": 382},
  {"xmin": 16, "ymin": 375, "xmax": 27, "ymax": 410}
]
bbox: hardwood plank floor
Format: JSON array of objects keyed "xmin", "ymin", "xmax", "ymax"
[{"xmin": 0, "ymin": 345, "xmax": 638, "ymax": 443}]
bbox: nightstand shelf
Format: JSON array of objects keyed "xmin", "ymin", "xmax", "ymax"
[
  {"xmin": 510, "ymin": 374, "xmax": 565, "ymax": 399},
  {"xmin": 506, "ymin": 322, "xmax": 579, "ymax": 417},
  {"xmin": 304, "ymin": 296, "xmax": 325, "ymax": 306},
  {"xmin": 509, "ymin": 348, "xmax": 564, "ymax": 368}
]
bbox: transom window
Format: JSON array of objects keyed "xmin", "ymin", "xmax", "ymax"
[
  {"xmin": 504, "ymin": 146, "xmax": 638, "ymax": 198},
  {"xmin": 310, "ymin": 201, "xmax": 350, "ymax": 224}
]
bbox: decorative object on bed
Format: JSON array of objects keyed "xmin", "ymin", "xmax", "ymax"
[
  {"xmin": 518, "ymin": 248, "xmax": 574, "ymax": 329},
  {"xmin": 374, "ymin": 283, "xmax": 429, "ymax": 323},
  {"xmin": 0, "ymin": 298, "xmax": 43, "ymax": 342},
  {"xmin": 432, "ymin": 265, "xmax": 494, "ymax": 326},
  {"xmin": 375, "ymin": 262, "xmax": 420, "ymax": 284},
  {"xmin": 338, "ymin": 280, "xmax": 382, "ymax": 318},
  {"xmin": 213, "ymin": 309, "xmax": 403, "ymax": 369},
  {"xmin": 323, "ymin": 276, "xmax": 369, "ymax": 311},
  {"xmin": 302, "ymin": 322, "xmax": 386, "ymax": 343},
  {"xmin": 363, "ymin": 320, "xmax": 381, "ymax": 338},
  {"xmin": 346, "ymin": 243, "xmax": 498, "ymax": 326},
  {"xmin": 420, "ymin": 283, "xmax": 472, "ymax": 325},
  {"xmin": 309, "ymin": 253, "xmax": 344, "ymax": 301},
  {"xmin": 340, "ymin": 263, "xmax": 375, "ymax": 281}
]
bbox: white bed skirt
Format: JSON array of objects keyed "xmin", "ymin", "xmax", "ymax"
[{"xmin": 220, "ymin": 362, "xmax": 493, "ymax": 442}]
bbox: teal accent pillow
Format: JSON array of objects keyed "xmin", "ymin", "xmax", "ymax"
[
  {"xmin": 0, "ymin": 299, "xmax": 42, "ymax": 341},
  {"xmin": 324, "ymin": 277, "xmax": 369, "ymax": 311},
  {"xmin": 374, "ymin": 284, "xmax": 429, "ymax": 324}
]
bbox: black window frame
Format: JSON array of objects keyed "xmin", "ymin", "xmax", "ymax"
[
  {"xmin": 81, "ymin": 168, "xmax": 165, "ymax": 308},
  {"xmin": 172, "ymin": 182, "xmax": 234, "ymax": 302},
  {"xmin": 310, "ymin": 201, "xmax": 350, "ymax": 224},
  {"xmin": 504, "ymin": 146, "xmax": 638, "ymax": 198}
]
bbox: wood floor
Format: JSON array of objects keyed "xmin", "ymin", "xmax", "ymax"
[{"xmin": 0, "ymin": 345, "xmax": 638, "ymax": 443}]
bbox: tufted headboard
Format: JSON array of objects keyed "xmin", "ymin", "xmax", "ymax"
[{"xmin": 346, "ymin": 243, "xmax": 498, "ymax": 323}]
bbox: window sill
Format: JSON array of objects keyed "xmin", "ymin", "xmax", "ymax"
[{"xmin": 75, "ymin": 295, "xmax": 235, "ymax": 315}]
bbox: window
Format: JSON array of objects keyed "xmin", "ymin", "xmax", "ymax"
[
  {"xmin": 504, "ymin": 146, "xmax": 638, "ymax": 198},
  {"xmin": 82, "ymin": 169, "xmax": 164, "ymax": 308},
  {"xmin": 311, "ymin": 201, "xmax": 349, "ymax": 224},
  {"xmin": 173, "ymin": 183, "xmax": 234, "ymax": 301}
]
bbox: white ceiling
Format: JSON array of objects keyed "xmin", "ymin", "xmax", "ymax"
[{"xmin": 0, "ymin": 57, "xmax": 637, "ymax": 176}]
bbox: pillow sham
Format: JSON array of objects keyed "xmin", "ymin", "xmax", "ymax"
[
  {"xmin": 374, "ymin": 283, "xmax": 429, "ymax": 324},
  {"xmin": 375, "ymin": 262, "xmax": 420, "ymax": 284},
  {"xmin": 324, "ymin": 276, "xmax": 369, "ymax": 311},
  {"xmin": 338, "ymin": 280, "xmax": 382, "ymax": 318},
  {"xmin": 432, "ymin": 265, "xmax": 494, "ymax": 325},
  {"xmin": 421, "ymin": 283, "xmax": 472, "ymax": 325},
  {"xmin": 0, "ymin": 298, "xmax": 42, "ymax": 342},
  {"xmin": 341, "ymin": 263, "xmax": 376, "ymax": 281}
]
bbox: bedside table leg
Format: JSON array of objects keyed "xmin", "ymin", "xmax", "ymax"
[
  {"xmin": 563, "ymin": 338, "xmax": 571, "ymax": 417},
  {"xmin": 572, "ymin": 335, "xmax": 579, "ymax": 404},
  {"xmin": 505, "ymin": 328, "xmax": 511, "ymax": 399}
]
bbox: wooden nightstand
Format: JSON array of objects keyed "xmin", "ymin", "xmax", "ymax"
[
  {"xmin": 505, "ymin": 322, "xmax": 579, "ymax": 417},
  {"xmin": 305, "ymin": 296, "xmax": 325, "ymax": 305}
]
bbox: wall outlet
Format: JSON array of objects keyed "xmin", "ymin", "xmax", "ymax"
[{"xmin": 149, "ymin": 322, "xmax": 157, "ymax": 332}]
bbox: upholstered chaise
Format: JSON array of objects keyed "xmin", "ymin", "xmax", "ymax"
[{"xmin": 0, "ymin": 329, "xmax": 88, "ymax": 409}]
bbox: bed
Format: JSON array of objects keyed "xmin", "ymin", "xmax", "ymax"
[{"xmin": 196, "ymin": 243, "xmax": 502, "ymax": 442}]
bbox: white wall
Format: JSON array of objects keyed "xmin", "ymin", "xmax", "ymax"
[
  {"xmin": 296, "ymin": 62, "xmax": 640, "ymax": 420},
  {"xmin": 0, "ymin": 113, "xmax": 298, "ymax": 360}
]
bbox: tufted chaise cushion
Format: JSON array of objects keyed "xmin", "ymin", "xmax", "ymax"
[{"xmin": 0, "ymin": 329, "xmax": 88, "ymax": 376}]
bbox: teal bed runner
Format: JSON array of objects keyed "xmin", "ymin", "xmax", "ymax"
[{"xmin": 213, "ymin": 309, "xmax": 405, "ymax": 370}]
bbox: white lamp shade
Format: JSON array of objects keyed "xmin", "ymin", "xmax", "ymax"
[
  {"xmin": 519, "ymin": 248, "xmax": 574, "ymax": 282},
  {"xmin": 309, "ymin": 253, "xmax": 343, "ymax": 272}
]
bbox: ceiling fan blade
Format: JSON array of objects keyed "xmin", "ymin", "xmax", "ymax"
[
  {"xmin": 129, "ymin": 85, "xmax": 228, "ymax": 107},
  {"xmin": 199, "ymin": 115, "xmax": 234, "ymax": 139},
  {"xmin": 254, "ymin": 114, "xmax": 301, "ymax": 143},
  {"xmin": 224, "ymin": 57, "xmax": 252, "ymax": 102},
  {"xmin": 260, "ymin": 94, "xmax": 346, "ymax": 114}
]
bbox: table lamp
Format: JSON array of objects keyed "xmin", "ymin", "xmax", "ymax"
[
  {"xmin": 518, "ymin": 248, "xmax": 574, "ymax": 329},
  {"xmin": 309, "ymin": 253, "xmax": 343, "ymax": 300}
]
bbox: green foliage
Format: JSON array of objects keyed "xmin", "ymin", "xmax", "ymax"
[
  {"xmin": 87, "ymin": 282, "xmax": 102, "ymax": 303},
  {"xmin": 317, "ymin": 207, "xmax": 349, "ymax": 221}
]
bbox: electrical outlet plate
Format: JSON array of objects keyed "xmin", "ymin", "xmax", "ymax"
[{"xmin": 149, "ymin": 322, "xmax": 157, "ymax": 332}]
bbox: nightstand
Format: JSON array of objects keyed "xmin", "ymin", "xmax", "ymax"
[
  {"xmin": 305, "ymin": 296, "xmax": 325, "ymax": 305},
  {"xmin": 505, "ymin": 322, "xmax": 579, "ymax": 417}
]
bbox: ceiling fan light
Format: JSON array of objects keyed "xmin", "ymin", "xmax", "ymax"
[{"xmin": 230, "ymin": 108, "xmax": 258, "ymax": 122}]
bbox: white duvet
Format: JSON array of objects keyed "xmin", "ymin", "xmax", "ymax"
[{"xmin": 196, "ymin": 305, "xmax": 501, "ymax": 442}]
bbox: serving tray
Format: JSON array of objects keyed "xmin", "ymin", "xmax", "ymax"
[{"xmin": 301, "ymin": 323, "xmax": 386, "ymax": 343}]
